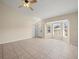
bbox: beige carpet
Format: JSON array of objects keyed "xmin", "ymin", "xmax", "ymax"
[{"xmin": 0, "ymin": 38, "xmax": 78, "ymax": 59}]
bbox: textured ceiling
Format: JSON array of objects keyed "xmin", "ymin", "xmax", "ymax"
[{"xmin": 1, "ymin": 0, "xmax": 78, "ymax": 19}]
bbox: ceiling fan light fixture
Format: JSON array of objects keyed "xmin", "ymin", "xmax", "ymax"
[
  {"xmin": 23, "ymin": 3, "xmax": 27, "ymax": 7},
  {"xmin": 23, "ymin": 2, "xmax": 31, "ymax": 7},
  {"xmin": 19, "ymin": 0, "xmax": 37, "ymax": 10}
]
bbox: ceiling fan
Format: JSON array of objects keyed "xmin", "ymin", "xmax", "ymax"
[{"xmin": 18, "ymin": 0, "xmax": 37, "ymax": 11}]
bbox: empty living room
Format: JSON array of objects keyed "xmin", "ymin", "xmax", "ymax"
[{"xmin": 0, "ymin": 0, "xmax": 78, "ymax": 59}]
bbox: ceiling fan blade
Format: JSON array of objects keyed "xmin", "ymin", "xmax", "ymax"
[
  {"xmin": 30, "ymin": 0, "xmax": 37, "ymax": 3},
  {"xmin": 29, "ymin": 7, "xmax": 34, "ymax": 11},
  {"xmin": 18, "ymin": 5, "xmax": 23, "ymax": 8}
]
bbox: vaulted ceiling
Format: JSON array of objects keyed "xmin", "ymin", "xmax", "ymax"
[{"xmin": 0, "ymin": 0, "xmax": 78, "ymax": 19}]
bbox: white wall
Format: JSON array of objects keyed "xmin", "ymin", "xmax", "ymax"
[{"xmin": 0, "ymin": 2, "xmax": 35, "ymax": 44}]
